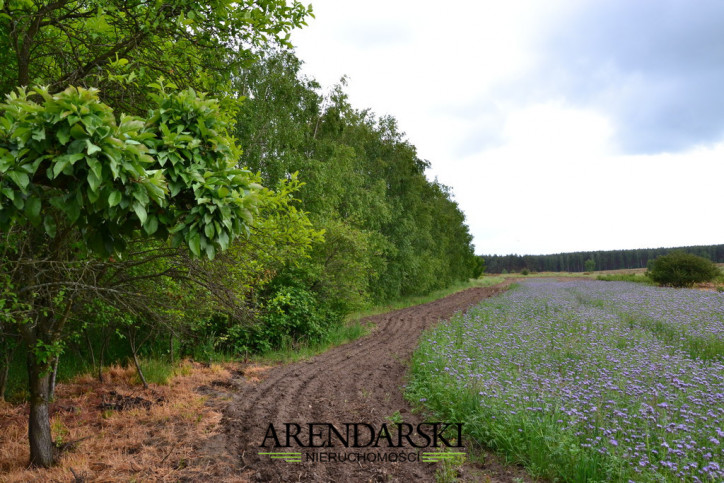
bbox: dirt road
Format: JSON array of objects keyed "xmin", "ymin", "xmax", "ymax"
[{"xmin": 186, "ymin": 282, "xmax": 527, "ymax": 482}]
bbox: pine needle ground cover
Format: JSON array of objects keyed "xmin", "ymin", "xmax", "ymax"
[{"xmin": 407, "ymin": 280, "xmax": 724, "ymax": 482}]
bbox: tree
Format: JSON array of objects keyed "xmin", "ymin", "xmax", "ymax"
[
  {"xmin": 647, "ymin": 251, "xmax": 720, "ymax": 288},
  {"xmin": 0, "ymin": 84, "xmax": 258, "ymax": 467},
  {"xmin": 584, "ymin": 258, "xmax": 596, "ymax": 272},
  {"xmin": 235, "ymin": 49, "xmax": 479, "ymax": 306},
  {"xmin": 0, "ymin": 0, "xmax": 312, "ymax": 110}
]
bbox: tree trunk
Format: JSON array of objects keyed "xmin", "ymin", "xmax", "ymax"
[
  {"xmin": 85, "ymin": 330, "xmax": 96, "ymax": 379},
  {"xmin": 27, "ymin": 354, "xmax": 54, "ymax": 467},
  {"xmin": 0, "ymin": 344, "xmax": 15, "ymax": 402},
  {"xmin": 97, "ymin": 329, "xmax": 111, "ymax": 383},
  {"xmin": 169, "ymin": 333, "xmax": 174, "ymax": 364},
  {"xmin": 0, "ymin": 349, "xmax": 10, "ymax": 402},
  {"xmin": 131, "ymin": 349, "xmax": 148, "ymax": 389},
  {"xmin": 48, "ymin": 355, "xmax": 60, "ymax": 400}
]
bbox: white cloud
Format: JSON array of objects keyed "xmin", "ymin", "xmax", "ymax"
[{"xmin": 292, "ymin": 0, "xmax": 724, "ymax": 255}]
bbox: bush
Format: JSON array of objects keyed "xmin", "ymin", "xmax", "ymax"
[
  {"xmin": 521, "ymin": 269, "xmax": 530, "ymax": 276},
  {"xmin": 223, "ymin": 286, "xmax": 340, "ymax": 355},
  {"xmin": 647, "ymin": 251, "xmax": 720, "ymax": 288}
]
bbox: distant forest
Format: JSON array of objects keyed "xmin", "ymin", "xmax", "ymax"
[{"xmin": 483, "ymin": 244, "xmax": 724, "ymax": 273}]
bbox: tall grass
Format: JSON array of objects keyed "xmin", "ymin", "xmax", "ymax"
[
  {"xmin": 596, "ymin": 273, "xmax": 654, "ymax": 284},
  {"xmin": 347, "ymin": 277, "xmax": 505, "ymax": 321},
  {"xmin": 251, "ymin": 320, "xmax": 368, "ymax": 363}
]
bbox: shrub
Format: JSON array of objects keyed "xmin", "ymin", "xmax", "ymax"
[
  {"xmin": 223, "ymin": 286, "xmax": 340, "ymax": 355},
  {"xmin": 521, "ymin": 269, "xmax": 530, "ymax": 276},
  {"xmin": 647, "ymin": 251, "xmax": 720, "ymax": 288}
]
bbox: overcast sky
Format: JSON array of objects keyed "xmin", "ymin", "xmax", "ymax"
[{"xmin": 291, "ymin": 0, "xmax": 724, "ymax": 256}]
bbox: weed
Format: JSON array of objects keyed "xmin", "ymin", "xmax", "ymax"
[
  {"xmin": 386, "ymin": 410, "xmax": 403, "ymax": 425},
  {"xmin": 432, "ymin": 447, "xmax": 466, "ymax": 483},
  {"xmin": 51, "ymin": 419, "xmax": 69, "ymax": 447}
]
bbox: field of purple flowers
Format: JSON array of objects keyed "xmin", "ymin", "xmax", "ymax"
[{"xmin": 407, "ymin": 280, "xmax": 724, "ymax": 482}]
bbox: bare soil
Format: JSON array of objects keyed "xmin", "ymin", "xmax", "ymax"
[{"xmin": 183, "ymin": 281, "xmax": 535, "ymax": 482}]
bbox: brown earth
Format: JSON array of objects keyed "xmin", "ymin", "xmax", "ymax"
[{"xmin": 182, "ymin": 281, "xmax": 536, "ymax": 482}]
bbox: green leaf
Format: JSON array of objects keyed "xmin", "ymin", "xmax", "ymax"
[
  {"xmin": 7, "ymin": 171, "xmax": 29, "ymax": 190},
  {"xmin": 217, "ymin": 186, "xmax": 229, "ymax": 198},
  {"xmin": 56, "ymin": 127, "xmax": 71, "ymax": 145},
  {"xmin": 188, "ymin": 232, "xmax": 201, "ymax": 257},
  {"xmin": 87, "ymin": 186, "xmax": 100, "ymax": 203},
  {"xmin": 1, "ymin": 187, "xmax": 15, "ymax": 201},
  {"xmin": 64, "ymin": 198, "xmax": 81, "ymax": 222},
  {"xmin": 204, "ymin": 243, "xmax": 216, "ymax": 260},
  {"xmin": 70, "ymin": 123, "xmax": 86, "ymax": 139},
  {"xmin": 143, "ymin": 214, "xmax": 158, "ymax": 235},
  {"xmin": 204, "ymin": 222, "xmax": 215, "ymax": 238},
  {"xmin": 32, "ymin": 128, "xmax": 46, "ymax": 141},
  {"xmin": 108, "ymin": 190, "xmax": 122, "ymax": 207},
  {"xmin": 87, "ymin": 170, "xmax": 101, "ymax": 192},
  {"xmin": 132, "ymin": 201, "xmax": 147, "ymax": 225},
  {"xmin": 52, "ymin": 153, "xmax": 84, "ymax": 178},
  {"xmin": 25, "ymin": 197, "xmax": 41, "ymax": 225},
  {"xmin": 217, "ymin": 230, "xmax": 229, "ymax": 251},
  {"xmin": 87, "ymin": 157, "xmax": 102, "ymax": 179},
  {"xmin": 43, "ymin": 215, "xmax": 57, "ymax": 238},
  {"xmin": 86, "ymin": 139, "xmax": 102, "ymax": 155}
]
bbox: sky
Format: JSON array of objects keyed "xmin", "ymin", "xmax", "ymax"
[{"xmin": 291, "ymin": 0, "xmax": 724, "ymax": 256}]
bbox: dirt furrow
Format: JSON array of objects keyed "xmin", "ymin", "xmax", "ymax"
[{"xmin": 187, "ymin": 282, "xmax": 514, "ymax": 482}]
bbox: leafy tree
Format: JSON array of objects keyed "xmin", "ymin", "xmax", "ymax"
[
  {"xmin": 585, "ymin": 258, "xmax": 596, "ymax": 272},
  {"xmin": 647, "ymin": 251, "xmax": 720, "ymax": 288},
  {"xmin": 0, "ymin": 84, "xmax": 258, "ymax": 467},
  {"xmin": 0, "ymin": 0, "xmax": 312, "ymax": 110},
  {"xmin": 236, "ymin": 48, "xmax": 478, "ymax": 307}
]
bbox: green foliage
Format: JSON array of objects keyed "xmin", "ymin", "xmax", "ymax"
[
  {"xmin": 235, "ymin": 49, "xmax": 479, "ymax": 309},
  {"xmin": 220, "ymin": 173, "xmax": 323, "ymax": 297},
  {"xmin": 596, "ymin": 273, "xmax": 654, "ymax": 285},
  {"xmin": 521, "ymin": 269, "xmax": 529, "ymax": 276},
  {"xmin": 484, "ymin": 244, "xmax": 724, "ymax": 273},
  {"xmin": 262, "ymin": 285, "xmax": 334, "ymax": 343},
  {"xmin": 1, "ymin": 0, "xmax": 313, "ymax": 111},
  {"xmin": 0, "ymin": 85, "xmax": 258, "ymax": 257},
  {"xmin": 224, "ymin": 285, "xmax": 338, "ymax": 354},
  {"xmin": 584, "ymin": 258, "xmax": 595, "ymax": 272},
  {"xmin": 647, "ymin": 251, "xmax": 721, "ymax": 288},
  {"xmin": 0, "ymin": 83, "xmax": 264, "ymax": 466},
  {"xmin": 471, "ymin": 256, "xmax": 485, "ymax": 279}
]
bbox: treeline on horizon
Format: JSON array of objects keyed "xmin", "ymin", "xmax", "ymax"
[{"xmin": 482, "ymin": 244, "xmax": 724, "ymax": 273}]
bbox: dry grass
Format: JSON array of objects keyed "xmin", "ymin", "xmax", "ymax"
[{"xmin": 0, "ymin": 360, "xmax": 272, "ymax": 482}]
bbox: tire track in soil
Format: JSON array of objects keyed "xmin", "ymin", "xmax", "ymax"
[{"xmin": 188, "ymin": 282, "xmax": 519, "ymax": 482}]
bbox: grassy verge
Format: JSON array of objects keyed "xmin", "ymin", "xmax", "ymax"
[
  {"xmin": 346, "ymin": 276, "xmax": 506, "ymax": 322},
  {"xmin": 596, "ymin": 272, "xmax": 655, "ymax": 284},
  {"xmin": 249, "ymin": 319, "xmax": 369, "ymax": 364}
]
